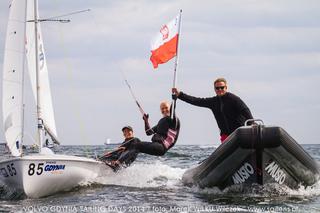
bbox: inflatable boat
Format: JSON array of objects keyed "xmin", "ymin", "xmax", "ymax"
[{"xmin": 182, "ymin": 120, "xmax": 320, "ymax": 189}]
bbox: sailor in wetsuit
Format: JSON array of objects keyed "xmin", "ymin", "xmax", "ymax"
[
  {"xmin": 101, "ymin": 126, "xmax": 140, "ymax": 169},
  {"xmin": 116, "ymin": 101, "xmax": 180, "ymax": 164}
]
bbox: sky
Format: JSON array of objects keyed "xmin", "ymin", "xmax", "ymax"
[{"xmin": 0, "ymin": 0, "xmax": 319, "ymax": 146}]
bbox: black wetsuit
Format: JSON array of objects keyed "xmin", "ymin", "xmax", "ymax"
[
  {"xmin": 102, "ymin": 137, "xmax": 139, "ymax": 166},
  {"xmin": 178, "ymin": 92, "xmax": 253, "ymax": 136},
  {"xmin": 117, "ymin": 137, "xmax": 140, "ymax": 165},
  {"xmin": 120, "ymin": 116, "xmax": 180, "ymax": 159}
]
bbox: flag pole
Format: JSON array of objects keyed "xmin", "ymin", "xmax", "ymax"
[{"xmin": 171, "ymin": 9, "xmax": 182, "ymax": 119}]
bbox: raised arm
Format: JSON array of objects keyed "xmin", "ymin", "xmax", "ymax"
[
  {"xmin": 143, "ymin": 114, "xmax": 156, "ymax": 136},
  {"xmin": 173, "ymin": 88, "xmax": 213, "ymax": 108}
]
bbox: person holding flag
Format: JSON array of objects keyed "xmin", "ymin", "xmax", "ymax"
[
  {"xmin": 123, "ymin": 11, "xmax": 183, "ymax": 155},
  {"xmin": 150, "ymin": 10, "xmax": 182, "ymax": 120},
  {"xmin": 125, "ymin": 10, "xmax": 183, "ymax": 154},
  {"xmin": 105, "ymin": 12, "xmax": 182, "ymax": 170}
]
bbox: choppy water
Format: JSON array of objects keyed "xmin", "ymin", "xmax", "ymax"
[{"xmin": 1, "ymin": 144, "xmax": 320, "ymax": 213}]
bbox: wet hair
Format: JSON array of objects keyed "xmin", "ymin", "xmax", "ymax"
[{"xmin": 214, "ymin": 78, "xmax": 227, "ymax": 85}]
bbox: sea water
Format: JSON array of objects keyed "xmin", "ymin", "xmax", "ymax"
[{"xmin": 1, "ymin": 144, "xmax": 320, "ymax": 213}]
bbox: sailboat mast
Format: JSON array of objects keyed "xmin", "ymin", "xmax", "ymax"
[
  {"xmin": 20, "ymin": 0, "xmax": 28, "ymax": 154},
  {"xmin": 33, "ymin": 0, "xmax": 43, "ymax": 152}
]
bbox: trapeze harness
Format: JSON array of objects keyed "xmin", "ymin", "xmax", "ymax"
[
  {"xmin": 120, "ymin": 116, "xmax": 180, "ymax": 157},
  {"xmin": 146, "ymin": 116, "xmax": 180, "ymax": 151}
]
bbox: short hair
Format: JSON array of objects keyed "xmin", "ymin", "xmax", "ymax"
[
  {"xmin": 214, "ymin": 78, "xmax": 227, "ymax": 85},
  {"xmin": 160, "ymin": 100, "xmax": 170, "ymax": 107}
]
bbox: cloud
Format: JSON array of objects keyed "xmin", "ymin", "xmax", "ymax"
[{"xmin": 0, "ymin": 0, "xmax": 319, "ymax": 145}]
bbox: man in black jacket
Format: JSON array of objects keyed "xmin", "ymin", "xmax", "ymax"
[{"xmin": 172, "ymin": 78, "xmax": 253, "ymax": 143}]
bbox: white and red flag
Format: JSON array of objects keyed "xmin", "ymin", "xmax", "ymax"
[{"xmin": 150, "ymin": 12, "xmax": 181, "ymax": 69}]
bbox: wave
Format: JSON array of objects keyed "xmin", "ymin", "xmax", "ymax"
[
  {"xmin": 0, "ymin": 183, "xmax": 25, "ymax": 200},
  {"xmin": 93, "ymin": 161, "xmax": 185, "ymax": 188},
  {"xmin": 199, "ymin": 145, "xmax": 218, "ymax": 149},
  {"xmin": 189, "ymin": 181, "xmax": 320, "ymax": 201},
  {"xmin": 165, "ymin": 151, "xmax": 191, "ymax": 158}
]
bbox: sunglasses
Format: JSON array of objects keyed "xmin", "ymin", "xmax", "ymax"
[{"xmin": 215, "ymin": 86, "xmax": 225, "ymax": 90}]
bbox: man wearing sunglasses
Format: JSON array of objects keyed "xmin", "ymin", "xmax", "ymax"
[{"xmin": 172, "ymin": 78, "xmax": 253, "ymax": 143}]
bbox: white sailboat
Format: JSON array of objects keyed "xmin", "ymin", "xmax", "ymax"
[{"xmin": 0, "ymin": 0, "xmax": 109, "ymax": 198}]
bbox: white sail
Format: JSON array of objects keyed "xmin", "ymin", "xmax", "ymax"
[
  {"xmin": 1, "ymin": 1, "xmax": 112, "ymax": 200},
  {"xmin": 2, "ymin": 0, "xmax": 27, "ymax": 157},
  {"xmin": 25, "ymin": 0, "xmax": 58, "ymax": 140}
]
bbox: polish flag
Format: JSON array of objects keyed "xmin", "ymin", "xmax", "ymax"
[{"xmin": 150, "ymin": 13, "xmax": 181, "ymax": 69}]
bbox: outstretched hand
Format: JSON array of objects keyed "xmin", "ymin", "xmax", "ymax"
[
  {"xmin": 172, "ymin": 88, "xmax": 180, "ymax": 97},
  {"xmin": 117, "ymin": 146, "xmax": 126, "ymax": 151},
  {"xmin": 143, "ymin": 113, "xmax": 149, "ymax": 122},
  {"xmin": 172, "ymin": 94, "xmax": 178, "ymax": 100}
]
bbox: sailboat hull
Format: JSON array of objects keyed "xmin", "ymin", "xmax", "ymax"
[{"xmin": 0, "ymin": 154, "xmax": 110, "ymax": 198}]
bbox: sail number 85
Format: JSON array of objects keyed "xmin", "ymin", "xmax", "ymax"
[
  {"xmin": 0, "ymin": 163, "xmax": 17, "ymax": 177},
  {"xmin": 28, "ymin": 163, "xmax": 44, "ymax": 176}
]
